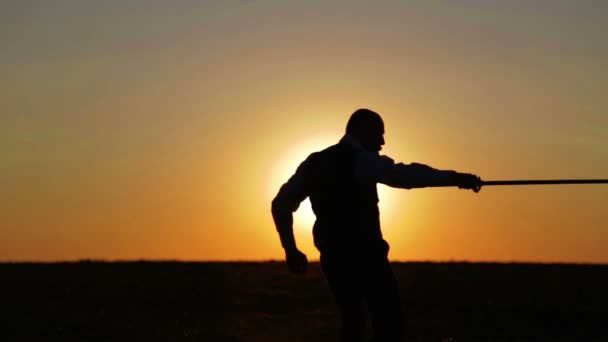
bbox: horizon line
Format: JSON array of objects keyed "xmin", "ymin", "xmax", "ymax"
[{"xmin": 2, "ymin": 258, "xmax": 607, "ymax": 266}]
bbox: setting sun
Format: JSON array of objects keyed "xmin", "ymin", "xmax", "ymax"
[
  {"xmin": 268, "ymin": 133, "xmax": 399, "ymax": 234},
  {"xmin": 268, "ymin": 134, "xmax": 335, "ymax": 230}
]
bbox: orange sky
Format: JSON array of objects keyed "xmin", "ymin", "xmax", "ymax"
[{"xmin": 1, "ymin": 1, "xmax": 607, "ymax": 262}]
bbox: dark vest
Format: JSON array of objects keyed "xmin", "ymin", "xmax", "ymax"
[{"xmin": 306, "ymin": 143, "xmax": 384, "ymax": 254}]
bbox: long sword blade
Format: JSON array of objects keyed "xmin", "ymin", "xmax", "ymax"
[{"xmin": 482, "ymin": 179, "xmax": 608, "ymax": 186}]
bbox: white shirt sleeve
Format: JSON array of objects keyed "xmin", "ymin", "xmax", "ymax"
[{"xmin": 354, "ymin": 151, "xmax": 455, "ymax": 189}]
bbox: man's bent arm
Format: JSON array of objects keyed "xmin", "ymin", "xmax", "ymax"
[
  {"xmin": 271, "ymin": 158, "xmax": 311, "ymax": 251},
  {"xmin": 271, "ymin": 198, "xmax": 298, "ymax": 251}
]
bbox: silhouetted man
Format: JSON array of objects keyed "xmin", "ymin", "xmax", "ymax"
[{"xmin": 271, "ymin": 109, "xmax": 482, "ymax": 341}]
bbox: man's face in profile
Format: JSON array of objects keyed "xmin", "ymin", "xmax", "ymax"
[{"xmin": 360, "ymin": 121, "xmax": 385, "ymax": 153}]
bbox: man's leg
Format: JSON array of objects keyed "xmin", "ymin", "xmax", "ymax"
[
  {"xmin": 337, "ymin": 295, "xmax": 366, "ymax": 342},
  {"xmin": 321, "ymin": 253, "xmax": 367, "ymax": 342},
  {"xmin": 365, "ymin": 255, "xmax": 402, "ymax": 342}
]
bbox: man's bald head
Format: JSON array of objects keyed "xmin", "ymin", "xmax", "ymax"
[{"xmin": 346, "ymin": 109, "xmax": 385, "ymax": 152}]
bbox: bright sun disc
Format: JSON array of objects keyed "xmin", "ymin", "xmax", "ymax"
[{"xmin": 269, "ymin": 135, "xmax": 396, "ymax": 232}]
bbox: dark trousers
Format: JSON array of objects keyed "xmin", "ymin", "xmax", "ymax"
[{"xmin": 320, "ymin": 245, "xmax": 402, "ymax": 342}]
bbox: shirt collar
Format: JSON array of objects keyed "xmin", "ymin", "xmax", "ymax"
[
  {"xmin": 340, "ymin": 134, "xmax": 365, "ymax": 151},
  {"xmin": 340, "ymin": 133, "xmax": 381, "ymax": 156}
]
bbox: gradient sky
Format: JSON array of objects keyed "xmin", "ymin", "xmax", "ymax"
[{"xmin": 2, "ymin": 0, "xmax": 607, "ymax": 262}]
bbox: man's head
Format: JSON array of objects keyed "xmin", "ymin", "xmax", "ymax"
[{"xmin": 346, "ymin": 108, "xmax": 385, "ymax": 152}]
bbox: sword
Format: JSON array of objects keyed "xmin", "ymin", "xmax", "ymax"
[
  {"xmin": 481, "ymin": 179, "xmax": 608, "ymax": 186},
  {"xmin": 428, "ymin": 179, "xmax": 608, "ymax": 189}
]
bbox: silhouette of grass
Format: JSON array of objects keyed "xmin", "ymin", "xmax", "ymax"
[{"xmin": 1, "ymin": 261, "xmax": 607, "ymax": 341}]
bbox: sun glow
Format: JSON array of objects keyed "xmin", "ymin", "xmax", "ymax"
[
  {"xmin": 269, "ymin": 134, "xmax": 397, "ymax": 232},
  {"xmin": 269, "ymin": 134, "xmax": 334, "ymax": 230}
]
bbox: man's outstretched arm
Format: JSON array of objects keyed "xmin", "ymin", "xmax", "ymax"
[
  {"xmin": 271, "ymin": 158, "xmax": 311, "ymax": 273},
  {"xmin": 356, "ymin": 152, "xmax": 481, "ymax": 191}
]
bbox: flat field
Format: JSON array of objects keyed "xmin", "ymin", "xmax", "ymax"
[{"xmin": 2, "ymin": 261, "xmax": 607, "ymax": 341}]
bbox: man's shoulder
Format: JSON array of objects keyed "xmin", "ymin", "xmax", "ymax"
[{"xmin": 306, "ymin": 143, "xmax": 356, "ymax": 162}]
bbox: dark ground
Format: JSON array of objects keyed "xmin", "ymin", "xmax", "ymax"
[{"xmin": 1, "ymin": 261, "xmax": 607, "ymax": 342}]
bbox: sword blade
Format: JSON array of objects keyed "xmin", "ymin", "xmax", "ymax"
[{"xmin": 482, "ymin": 179, "xmax": 608, "ymax": 186}]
